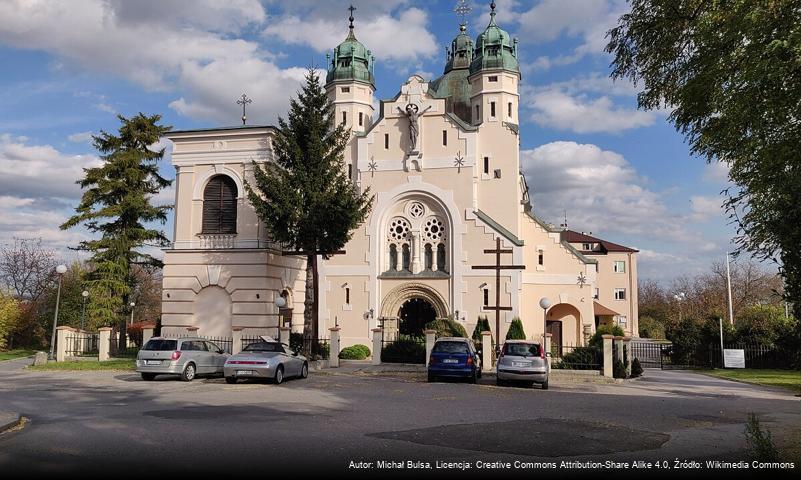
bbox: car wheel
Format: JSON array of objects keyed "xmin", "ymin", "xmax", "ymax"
[
  {"xmin": 541, "ymin": 380, "xmax": 549, "ymax": 390},
  {"xmin": 300, "ymin": 362, "xmax": 309, "ymax": 379},
  {"xmin": 225, "ymin": 376, "xmax": 237, "ymax": 384},
  {"xmin": 181, "ymin": 363, "xmax": 196, "ymax": 382},
  {"xmin": 141, "ymin": 373, "xmax": 156, "ymax": 381},
  {"xmin": 427, "ymin": 372, "xmax": 435, "ymax": 382},
  {"xmin": 496, "ymin": 377, "xmax": 505, "ymax": 387},
  {"xmin": 274, "ymin": 365, "xmax": 284, "ymax": 385}
]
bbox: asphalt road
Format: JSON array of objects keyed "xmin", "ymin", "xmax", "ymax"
[{"xmin": 0, "ymin": 358, "xmax": 799, "ymax": 477}]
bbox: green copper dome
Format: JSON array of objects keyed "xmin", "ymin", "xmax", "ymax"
[
  {"xmin": 326, "ymin": 14, "xmax": 375, "ymax": 87},
  {"xmin": 444, "ymin": 24, "xmax": 474, "ymax": 74},
  {"xmin": 469, "ymin": 2, "xmax": 519, "ymax": 75}
]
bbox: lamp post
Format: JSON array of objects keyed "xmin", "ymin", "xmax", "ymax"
[
  {"xmin": 539, "ymin": 297, "xmax": 552, "ymax": 347},
  {"xmin": 80, "ymin": 290, "xmax": 89, "ymax": 331},
  {"xmin": 48, "ymin": 264, "xmax": 68, "ymax": 360},
  {"xmin": 673, "ymin": 292, "xmax": 686, "ymax": 323},
  {"xmin": 129, "ymin": 302, "xmax": 136, "ymax": 326},
  {"xmin": 275, "ymin": 294, "xmax": 288, "ymax": 327}
]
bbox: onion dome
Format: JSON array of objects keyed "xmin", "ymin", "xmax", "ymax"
[
  {"xmin": 469, "ymin": 1, "xmax": 519, "ymax": 75},
  {"xmin": 326, "ymin": 9, "xmax": 375, "ymax": 87},
  {"xmin": 444, "ymin": 24, "xmax": 474, "ymax": 74}
]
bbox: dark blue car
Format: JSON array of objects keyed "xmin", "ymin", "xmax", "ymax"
[{"xmin": 427, "ymin": 337, "xmax": 482, "ymax": 383}]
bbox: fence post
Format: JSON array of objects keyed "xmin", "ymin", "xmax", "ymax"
[
  {"xmin": 371, "ymin": 328, "xmax": 383, "ymax": 365},
  {"xmin": 98, "ymin": 327, "xmax": 112, "ymax": 361},
  {"xmin": 141, "ymin": 324, "xmax": 155, "ymax": 345},
  {"xmin": 231, "ymin": 327, "xmax": 243, "ymax": 355},
  {"xmin": 329, "ymin": 327, "xmax": 341, "ymax": 368},
  {"xmin": 55, "ymin": 326, "xmax": 72, "ymax": 362},
  {"xmin": 614, "ymin": 336, "xmax": 624, "ymax": 365},
  {"xmin": 279, "ymin": 326, "xmax": 291, "ymax": 346},
  {"xmin": 481, "ymin": 331, "xmax": 492, "ymax": 372},
  {"xmin": 424, "ymin": 329, "xmax": 436, "ymax": 367},
  {"xmin": 602, "ymin": 334, "xmax": 614, "ymax": 378},
  {"xmin": 623, "ymin": 337, "xmax": 632, "ymax": 377}
]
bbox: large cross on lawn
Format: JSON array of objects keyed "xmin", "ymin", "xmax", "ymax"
[{"xmin": 471, "ymin": 237, "xmax": 525, "ymax": 352}]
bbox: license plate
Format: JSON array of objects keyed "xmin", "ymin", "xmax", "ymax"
[
  {"xmin": 236, "ymin": 370, "xmax": 253, "ymax": 375},
  {"xmin": 145, "ymin": 360, "xmax": 161, "ymax": 366},
  {"xmin": 443, "ymin": 359, "xmax": 458, "ymax": 364},
  {"xmin": 513, "ymin": 362, "xmax": 530, "ymax": 367}
]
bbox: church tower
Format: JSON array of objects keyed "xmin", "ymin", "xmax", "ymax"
[{"xmin": 325, "ymin": 8, "xmax": 375, "ymax": 180}]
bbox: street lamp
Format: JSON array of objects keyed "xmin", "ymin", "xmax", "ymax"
[
  {"xmin": 275, "ymin": 292, "xmax": 288, "ymax": 327},
  {"xmin": 539, "ymin": 297, "xmax": 552, "ymax": 347},
  {"xmin": 80, "ymin": 290, "xmax": 89, "ymax": 331},
  {"xmin": 673, "ymin": 292, "xmax": 686, "ymax": 323},
  {"xmin": 129, "ymin": 302, "xmax": 136, "ymax": 326},
  {"xmin": 48, "ymin": 264, "xmax": 68, "ymax": 360}
]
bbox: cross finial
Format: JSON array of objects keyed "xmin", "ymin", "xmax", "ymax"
[
  {"xmin": 454, "ymin": 0, "xmax": 471, "ymax": 28},
  {"xmin": 348, "ymin": 4, "xmax": 356, "ymax": 31},
  {"xmin": 236, "ymin": 93, "xmax": 252, "ymax": 126}
]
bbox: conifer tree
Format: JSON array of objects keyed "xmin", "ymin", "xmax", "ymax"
[
  {"xmin": 247, "ymin": 69, "xmax": 373, "ymax": 355},
  {"xmin": 61, "ymin": 113, "xmax": 172, "ymax": 348},
  {"xmin": 506, "ymin": 317, "xmax": 526, "ymax": 340}
]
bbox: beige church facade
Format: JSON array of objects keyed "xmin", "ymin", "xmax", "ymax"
[{"xmin": 160, "ymin": 6, "xmax": 639, "ymax": 349}]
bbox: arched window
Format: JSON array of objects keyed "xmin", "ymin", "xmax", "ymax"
[
  {"xmin": 202, "ymin": 175, "xmax": 237, "ymax": 234},
  {"xmin": 402, "ymin": 244, "xmax": 411, "ymax": 271},
  {"xmin": 424, "ymin": 244, "xmax": 433, "ymax": 270},
  {"xmin": 437, "ymin": 244, "xmax": 446, "ymax": 271},
  {"xmin": 389, "ymin": 244, "xmax": 398, "ymax": 271}
]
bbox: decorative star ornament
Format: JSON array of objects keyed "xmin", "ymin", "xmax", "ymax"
[
  {"xmin": 367, "ymin": 157, "xmax": 378, "ymax": 177},
  {"xmin": 577, "ymin": 272, "xmax": 588, "ymax": 288},
  {"xmin": 454, "ymin": 150, "xmax": 465, "ymax": 173}
]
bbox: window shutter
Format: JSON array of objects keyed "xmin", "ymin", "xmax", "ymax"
[{"xmin": 202, "ymin": 175, "xmax": 237, "ymax": 234}]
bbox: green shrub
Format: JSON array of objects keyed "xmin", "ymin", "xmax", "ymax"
[
  {"xmin": 471, "ymin": 316, "xmax": 493, "ymax": 352},
  {"xmin": 339, "ymin": 344, "xmax": 371, "ymax": 360},
  {"xmin": 613, "ymin": 359, "xmax": 627, "ymax": 378},
  {"xmin": 631, "ymin": 358, "xmax": 644, "ymax": 377},
  {"xmin": 313, "ymin": 342, "xmax": 330, "ymax": 360},
  {"xmin": 505, "ymin": 317, "xmax": 526, "ymax": 340},
  {"xmin": 426, "ymin": 317, "xmax": 468, "ymax": 338},
  {"xmin": 668, "ymin": 318, "xmax": 707, "ymax": 366},
  {"xmin": 552, "ymin": 346, "xmax": 600, "ymax": 370},
  {"xmin": 745, "ymin": 413, "xmax": 779, "ymax": 462},
  {"xmin": 588, "ymin": 323, "xmax": 625, "ymax": 348},
  {"xmin": 381, "ymin": 335, "xmax": 426, "ymax": 363},
  {"xmin": 289, "ymin": 332, "xmax": 304, "ymax": 352},
  {"xmin": 638, "ymin": 316, "xmax": 665, "ymax": 339},
  {"xmin": 736, "ymin": 305, "xmax": 794, "ymax": 346}
]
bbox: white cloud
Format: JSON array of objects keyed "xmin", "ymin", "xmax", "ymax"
[
  {"xmin": 525, "ymin": 81, "xmax": 656, "ymax": 134},
  {"xmin": 67, "ymin": 131, "xmax": 94, "ymax": 143},
  {"xmin": 689, "ymin": 195, "xmax": 724, "ymax": 222},
  {"xmin": 262, "ymin": 8, "xmax": 438, "ymax": 63},
  {"xmin": 703, "ymin": 161, "xmax": 731, "ymax": 184}
]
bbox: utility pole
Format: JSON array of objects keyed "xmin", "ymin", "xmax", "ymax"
[{"xmin": 726, "ymin": 251, "xmax": 735, "ymax": 326}]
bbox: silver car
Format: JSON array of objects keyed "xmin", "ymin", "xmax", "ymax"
[
  {"xmin": 136, "ymin": 337, "xmax": 229, "ymax": 382},
  {"xmin": 224, "ymin": 339, "xmax": 308, "ymax": 385},
  {"xmin": 496, "ymin": 340, "xmax": 549, "ymax": 389}
]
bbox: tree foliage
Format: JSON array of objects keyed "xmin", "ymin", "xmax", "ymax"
[
  {"xmin": 506, "ymin": 317, "xmax": 526, "ymax": 340},
  {"xmin": 246, "ymin": 69, "xmax": 373, "ymax": 354},
  {"xmin": 61, "ymin": 113, "xmax": 172, "ymax": 342},
  {"xmin": 606, "ymin": 0, "xmax": 801, "ymax": 317},
  {"xmin": 0, "ymin": 291, "xmax": 21, "ymax": 350}
]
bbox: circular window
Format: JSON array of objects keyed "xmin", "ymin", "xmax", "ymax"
[
  {"xmin": 423, "ymin": 217, "xmax": 445, "ymax": 241},
  {"xmin": 388, "ymin": 218, "xmax": 411, "ymax": 241}
]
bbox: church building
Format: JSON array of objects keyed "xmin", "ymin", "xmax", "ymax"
[{"xmin": 160, "ymin": 3, "xmax": 639, "ymax": 350}]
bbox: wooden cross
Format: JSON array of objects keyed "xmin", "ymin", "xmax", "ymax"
[{"xmin": 472, "ymin": 237, "xmax": 525, "ymax": 349}]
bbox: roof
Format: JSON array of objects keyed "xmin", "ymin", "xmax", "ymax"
[
  {"xmin": 593, "ymin": 301, "xmax": 620, "ymax": 316},
  {"xmin": 475, "ymin": 209, "xmax": 524, "ymax": 246},
  {"xmin": 563, "ymin": 230, "xmax": 638, "ymax": 253},
  {"xmin": 166, "ymin": 125, "xmax": 276, "ymax": 137}
]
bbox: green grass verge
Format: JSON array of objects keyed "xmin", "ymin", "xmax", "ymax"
[
  {"xmin": 0, "ymin": 349, "xmax": 38, "ymax": 361},
  {"xmin": 702, "ymin": 369, "xmax": 801, "ymax": 394},
  {"xmin": 28, "ymin": 359, "xmax": 136, "ymax": 371}
]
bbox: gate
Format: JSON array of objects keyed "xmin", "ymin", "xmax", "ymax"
[
  {"xmin": 64, "ymin": 332, "xmax": 99, "ymax": 357},
  {"xmin": 630, "ymin": 341, "xmax": 663, "ymax": 369}
]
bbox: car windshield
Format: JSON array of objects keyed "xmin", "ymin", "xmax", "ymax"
[
  {"xmin": 432, "ymin": 341, "xmax": 469, "ymax": 354},
  {"xmin": 142, "ymin": 339, "xmax": 178, "ymax": 351},
  {"xmin": 243, "ymin": 342, "xmax": 283, "ymax": 353},
  {"xmin": 503, "ymin": 343, "xmax": 540, "ymax": 357}
]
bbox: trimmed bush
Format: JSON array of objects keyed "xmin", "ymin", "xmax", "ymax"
[
  {"xmin": 471, "ymin": 316, "xmax": 493, "ymax": 352},
  {"xmin": 613, "ymin": 359, "xmax": 627, "ymax": 379},
  {"xmin": 382, "ymin": 335, "xmax": 426, "ymax": 363},
  {"xmin": 339, "ymin": 344, "xmax": 370, "ymax": 360},
  {"xmin": 552, "ymin": 346, "xmax": 600, "ymax": 370},
  {"xmin": 505, "ymin": 317, "xmax": 526, "ymax": 340},
  {"xmin": 426, "ymin": 317, "xmax": 468, "ymax": 338},
  {"xmin": 631, "ymin": 358, "xmax": 643, "ymax": 377}
]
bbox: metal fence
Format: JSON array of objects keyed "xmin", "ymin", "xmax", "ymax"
[
  {"xmin": 64, "ymin": 332, "xmax": 99, "ymax": 357},
  {"xmin": 163, "ymin": 334, "xmax": 234, "ymax": 354},
  {"xmin": 550, "ymin": 343, "xmax": 602, "ymax": 370},
  {"xmin": 708, "ymin": 342, "xmax": 788, "ymax": 369},
  {"xmin": 381, "ymin": 334, "xmax": 426, "ymax": 364},
  {"xmin": 630, "ymin": 341, "xmax": 665, "ymax": 369},
  {"xmin": 240, "ymin": 335, "xmax": 330, "ymax": 360},
  {"xmin": 109, "ymin": 333, "xmax": 139, "ymax": 358}
]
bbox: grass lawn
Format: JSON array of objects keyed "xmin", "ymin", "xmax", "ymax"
[
  {"xmin": 0, "ymin": 349, "xmax": 38, "ymax": 361},
  {"xmin": 703, "ymin": 369, "xmax": 801, "ymax": 394},
  {"xmin": 28, "ymin": 359, "xmax": 136, "ymax": 371}
]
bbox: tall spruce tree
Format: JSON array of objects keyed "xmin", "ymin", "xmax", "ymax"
[
  {"xmin": 247, "ymin": 69, "xmax": 373, "ymax": 355},
  {"xmin": 61, "ymin": 113, "xmax": 172, "ymax": 348}
]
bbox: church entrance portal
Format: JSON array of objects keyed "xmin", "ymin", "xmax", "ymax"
[{"xmin": 398, "ymin": 297, "xmax": 436, "ymax": 336}]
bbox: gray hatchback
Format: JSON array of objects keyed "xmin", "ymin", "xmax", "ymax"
[
  {"xmin": 496, "ymin": 340, "xmax": 549, "ymax": 389},
  {"xmin": 136, "ymin": 337, "xmax": 229, "ymax": 382}
]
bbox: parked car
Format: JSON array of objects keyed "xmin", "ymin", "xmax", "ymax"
[
  {"xmin": 496, "ymin": 340, "xmax": 549, "ymax": 389},
  {"xmin": 136, "ymin": 337, "xmax": 229, "ymax": 382},
  {"xmin": 224, "ymin": 339, "xmax": 308, "ymax": 385},
  {"xmin": 427, "ymin": 337, "xmax": 482, "ymax": 383}
]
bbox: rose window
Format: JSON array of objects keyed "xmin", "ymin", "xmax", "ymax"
[
  {"xmin": 388, "ymin": 218, "xmax": 411, "ymax": 241},
  {"xmin": 423, "ymin": 217, "xmax": 445, "ymax": 242},
  {"xmin": 408, "ymin": 202, "xmax": 425, "ymax": 219}
]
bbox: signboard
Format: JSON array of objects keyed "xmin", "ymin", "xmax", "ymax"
[{"xmin": 723, "ymin": 349, "xmax": 746, "ymax": 369}]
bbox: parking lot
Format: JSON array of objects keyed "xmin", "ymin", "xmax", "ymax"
[{"xmin": 0, "ymin": 357, "xmax": 799, "ymax": 476}]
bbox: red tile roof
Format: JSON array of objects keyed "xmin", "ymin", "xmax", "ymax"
[{"xmin": 562, "ymin": 230, "xmax": 638, "ymax": 253}]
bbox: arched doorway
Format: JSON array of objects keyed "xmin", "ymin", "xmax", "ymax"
[{"xmin": 398, "ymin": 298, "xmax": 437, "ymax": 336}]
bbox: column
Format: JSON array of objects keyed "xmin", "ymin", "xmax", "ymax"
[
  {"xmin": 98, "ymin": 327, "xmax": 112, "ymax": 361},
  {"xmin": 481, "ymin": 331, "xmax": 493, "ymax": 372},
  {"xmin": 411, "ymin": 232, "xmax": 421, "ymax": 274},
  {"xmin": 431, "ymin": 244, "xmax": 438, "ymax": 272},
  {"xmin": 623, "ymin": 336, "xmax": 632, "ymax": 377},
  {"xmin": 424, "ymin": 329, "xmax": 436, "ymax": 367},
  {"xmin": 232, "ymin": 327, "xmax": 243, "ymax": 355},
  {"xmin": 371, "ymin": 328, "xmax": 383, "ymax": 365},
  {"xmin": 279, "ymin": 326, "xmax": 291, "ymax": 346},
  {"xmin": 329, "ymin": 327, "xmax": 341, "ymax": 368},
  {"xmin": 614, "ymin": 336, "xmax": 624, "ymax": 365},
  {"xmin": 583, "ymin": 324, "xmax": 592, "ymax": 346},
  {"xmin": 55, "ymin": 326, "xmax": 72, "ymax": 362},
  {"xmin": 544, "ymin": 333, "xmax": 552, "ymax": 359},
  {"xmin": 142, "ymin": 324, "xmax": 155, "ymax": 345},
  {"xmin": 602, "ymin": 334, "xmax": 613, "ymax": 378}
]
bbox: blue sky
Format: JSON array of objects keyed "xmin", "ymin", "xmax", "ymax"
[{"xmin": 0, "ymin": 0, "xmax": 739, "ymax": 282}]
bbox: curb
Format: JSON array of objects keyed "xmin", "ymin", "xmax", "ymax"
[
  {"xmin": 0, "ymin": 414, "xmax": 24, "ymax": 434},
  {"xmin": 0, "ymin": 355, "xmax": 35, "ymax": 364}
]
